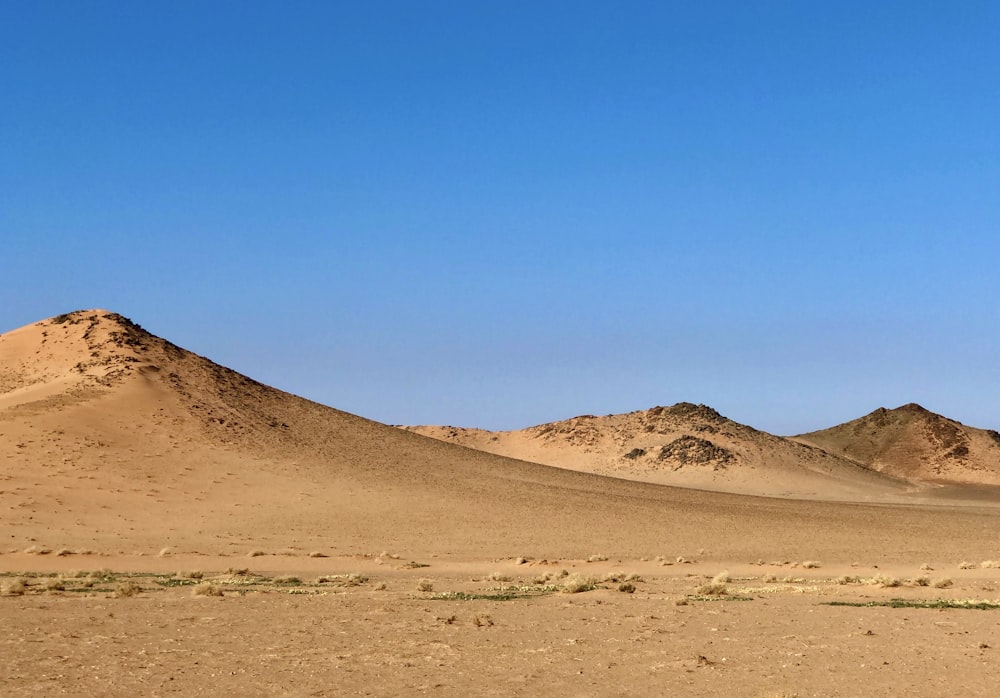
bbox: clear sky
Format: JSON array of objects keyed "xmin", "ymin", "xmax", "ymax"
[{"xmin": 3, "ymin": 2, "xmax": 999, "ymax": 435}]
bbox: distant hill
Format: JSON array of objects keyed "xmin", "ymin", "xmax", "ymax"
[
  {"xmin": 403, "ymin": 402, "xmax": 910, "ymax": 501},
  {"xmin": 793, "ymin": 403, "xmax": 1000, "ymax": 485}
]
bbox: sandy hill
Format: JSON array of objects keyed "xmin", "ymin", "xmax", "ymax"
[
  {"xmin": 403, "ymin": 404, "xmax": 912, "ymax": 501},
  {"xmin": 793, "ymin": 403, "xmax": 1000, "ymax": 485},
  {"xmin": 2, "ymin": 310, "xmax": 999, "ymax": 565}
]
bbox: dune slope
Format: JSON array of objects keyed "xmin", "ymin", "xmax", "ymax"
[{"xmin": 2, "ymin": 310, "xmax": 998, "ymax": 564}]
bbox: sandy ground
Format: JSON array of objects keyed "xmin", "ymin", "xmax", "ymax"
[{"xmin": 5, "ymin": 554, "xmax": 1000, "ymax": 696}]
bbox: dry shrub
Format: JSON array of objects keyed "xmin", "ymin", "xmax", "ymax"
[
  {"xmin": 273, "ymin": 575, "xmax": 301, "ymax": 585},
  {"xmin": 932, "ymin": 578, "xmax": 954, "ymax": 589},
  {"xmin": 920, "ymin": 563, "xmax": 934, "ymax": 571},
  {"xmin": 867, "ymin": 575, "xmax": 901, "ymax": 588},
  {"xmin": 801, "ymin": 561, "xmax": 821, "ymax": 569},
  {"xmin": 192, "ymin": 582, "xmax": 224, "ymax": 597},
  {"xmin": 42, "ymin": 578, "xmax": 65, "ymax": 592},
  {"xmin": 473, "ymin": 614, "xmax": 494, "ymax": 627},
  {"xmin": 981, "ymin": 561, "xmax": 1000, "ymax": 569},
  {"xmin": 696, "ymin": 582, "xmax": 728, "ymax": 596},
  {"xmin": 835, "ymin": 575, "xmax": 859, "ymax": 585},
  {"xmin": 959, "ymin": 561, "xmax": 977, "ymax": 570},
  {"xmin": 113, "ymin": 581, "xmax": 141, "ymax": 598},
  {"xmin": 316, "ymin": 574, "xmax": 368, "ymax": 586},
  {"xmin": 587, "ymin": 554, "xmax": 608, "ymax": 563},
  {"xmin": 618, "ymin": 582, "xmax": 636, "ymax": 594},
  {"xmin": 910, "ymin": 576, "xmax": 930, "ymax": 587},
  {"xmin": 712, "ymin": 571, "xmax": 730, "ymax": 584},
  {"xmin": 561, "ymin": 574, "xmax": 597, "ymax": 594},
  {"xmin": 486, "ymin": 572, "xmax": 513, "ymax": 582},
  {"xmin": 308, "ymin": 551, "xmax": 328, "ymax": 558},
  {"xmin": 417, "ymin": 579, "xmax": 434, "ymax": 592},
  {"xmin": 179, "ymin": 570, "xmax": 204, "ymax": 580},
  {"xmin": 2, "ymin": 578, "xmax": 27, "ymax": 596},
  {"xmin": 158, "ymin": 547, "xmax": 173, "ymax": 557},
  {"xmin": 247, "ymin": 550, "xmax": 265, "ymax": 558},
  {"xmin": 763, "ymin": 574, "xmax": 778, "ymax": 583},
  {"xmin": 56, "ymin": 548, "xmax": 73, "ymax": 557}
]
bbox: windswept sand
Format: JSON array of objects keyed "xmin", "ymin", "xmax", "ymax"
[{"xmin": 3, "ymin": 310, "xmax": 1000, "ymax": 696}]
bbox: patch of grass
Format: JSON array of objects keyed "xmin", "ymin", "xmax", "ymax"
[
  {"xmin": 825, "ymin": 599, "xmax": 1000, "ymax": 610},
  {"xmin": 155, "ymin": 578, "xmax": 198, "ymax": 588},
  {"xmin": 273, "ymin": 575, "xmax": 302, "ymax": 585},
  {"xmin": 433, "ymin": 583, "xmax": 559, "ymax": 601},
  {"xmin": 316, "ymin": 574, "xmax": 368, "ymax": 586}
]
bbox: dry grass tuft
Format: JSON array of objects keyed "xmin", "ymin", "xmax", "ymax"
[
  {"xmin": 959, "ymin": 561, "xmax": 977, "ymax": 570},
  {"xmin": 920, "ymin": 563, "xmax": 934, "ymax": 571},
  {"xmin": 247, "ymin": 550, "xmax": 266, "ymax": 558},
  {"xmin": 618, "ymin": 582, "xmax": 636, "ymax": 593},
  {"xmin": 486, "ymin": 572, "xmax": 513, "ymax": 582},
  {"xmin": 417, "ymin": 579, "xmax": 434, "ymax": 592},
  {"xmin": 981, "ymin": 560, "xmax": 1000, "ymax": 569},
  {"xmin": 801, "ymin": 561, "xmax": 822, "ymax": 569},
  {"xmin": 56, "ymin": 548, "xmax": 73, "ymax": 557},
  {"xmin": 695, "ymin": 582, "xmax": 728, "ymax": 596},
  {"xmin": 113, "ymin": 580, "xmax": 142, "ymax": 598},
  {"xmin": 932, "ymin": 578, "xmax": 954, "ymax": 589},
  {"xmin": 273, "ymin": 575, "xmax": 301, "ymax": 585},
  {"xmin": 2, "ymin": 577, "xmax": 27, "ymax": 596},
  {"xmin": 472, "ymin": 614, "xmax": 494, "ymax": 627},
  {"xmin": 712, "ymin": 571, "xmax": 730, "ymax": 584},
  {"xmin": 192, "ymin": 582, "xmax": 224, "ymax": 597},
  {"xmin": 586, "ymin": 554, "xmax": 608, "ymax": 563},
  {"xmin": 178, "ymin": 570, "xmax": 204, "ymax": 580},
  {"xmin": 560, "ymin": 574, "xmax": 597, "ymax": 594},
  {"xmin": 42, "ymin": 578, "xmax": 65, "ymax": 592},
  {"xmin": 308, "ymin": 551, "xmax": 328, "ymax": 558},
  {"xmin": 317, "ymin": 574, "xmax": 368, "ymax": 586},
  {"xmin": 158, "ymin": 547, "xmax": 173, "ymax": 557}
]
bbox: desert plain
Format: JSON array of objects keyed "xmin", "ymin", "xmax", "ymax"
[{"xmin": 4, "ymin": 310, "xmax": 1000, "ymax": 696}]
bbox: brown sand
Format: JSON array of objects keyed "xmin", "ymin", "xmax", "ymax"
[{"xmin": 3, "ymin": 310, "xmax": 1000, "ymax": 695}]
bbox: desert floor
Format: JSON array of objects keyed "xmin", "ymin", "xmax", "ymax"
[{"xmin": 5, "ymin": 552, "xmax": 1000, "ymax": 696}]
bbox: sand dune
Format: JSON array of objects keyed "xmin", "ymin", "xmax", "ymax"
[
  {"xmin": 1, "ymin": 310, "xmax": 997, "ymax": 564},
  {"xmin": 794, "ymin": 403, "xmax": 1000, "ymax": 486}
]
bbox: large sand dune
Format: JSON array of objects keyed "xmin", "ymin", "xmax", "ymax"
[{"xmin": 0, "ymin": 309, "xmax": 996, "ymax": 561}]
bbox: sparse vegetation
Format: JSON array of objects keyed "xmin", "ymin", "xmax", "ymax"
[
  {"xmin": 192, "ymin": 582, "xmax": 224, "ymax": 597},
  {"xmin": 560, "ymin": 574, "xmax": 597, "ymax": 593},
  {"xmin": 2, "ymin": 577, "xmax": 27, "ymax": 596},
  {"xmin": 113, "ymin": 580, "xmax": 142, "ymax": 598},
  {"xmin": 417, "ymin": 579, "xmax": 434, "ymax": 592},
  {"xmin": 826, "ymin": 599, "xmax": 1000, "ymax": 610},
  {"xmin": 316, "ymin": 574, "xmax": 368, "ymax": 586}
]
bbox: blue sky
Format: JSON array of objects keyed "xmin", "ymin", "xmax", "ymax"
[{"xmin": 3, "ymin": 2, "xmax": 999, "ymax": 434}]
